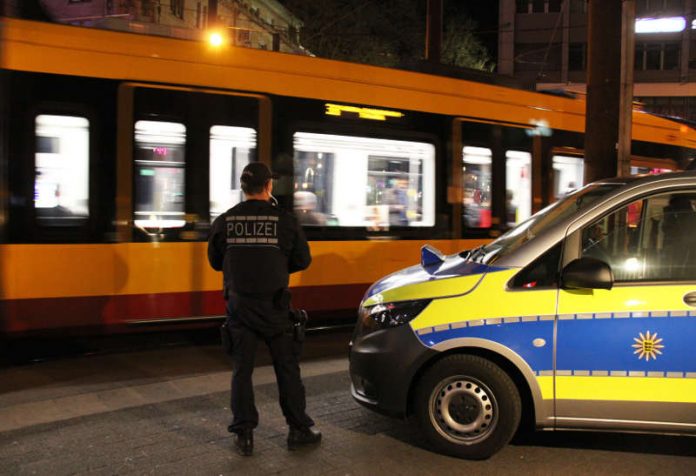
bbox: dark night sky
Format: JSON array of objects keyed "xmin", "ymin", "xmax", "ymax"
[{"xmin": 455, "ymin": 1, "xmax": 499, "ymax": 60}]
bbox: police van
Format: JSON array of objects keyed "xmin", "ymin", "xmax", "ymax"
[{"xmin": 349, "ymin": 172, "xmax": 696, "ymax": 459}]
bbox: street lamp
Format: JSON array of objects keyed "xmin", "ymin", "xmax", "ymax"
[{"xmin": 208, "ymin": 30, "xmax": 225, "ymax": 48}]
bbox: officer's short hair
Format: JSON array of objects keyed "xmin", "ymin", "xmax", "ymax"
[{"xmin": 241, "ymin": 162, "xmax": 276, "ymax": 195}]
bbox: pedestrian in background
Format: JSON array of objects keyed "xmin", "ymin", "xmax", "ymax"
[{"xmin": 208, "ymin": 162, "xmax": 321, "ymax": 456}]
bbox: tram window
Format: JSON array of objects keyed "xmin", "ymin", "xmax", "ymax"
[
  {"xmin": 292, "ymin": 132, "xmax": 435, "ymax": 228},
  {"xmin": 133, "ymin": 121, "xmax": 186, "ymax": 229},
  {"xmin": 552, "ymin": 155, "xmax": 584, "ymax": 200},
  {"xmin": 462, "ymin": 146, "xmax": 492, "ymax": 229},
  {"xmin": 630, "ymin": 166, "xmax": 672, "ymax": 175},
  {"xmin": 34, "ymin": 115, "xmax": 90, "ymax": 226},
  {"xmin": 209, "ymin": 126, "xmax": 257, "ymax": 220},
  {"xmin": 505, "ymin": 150, "xmax": 532, "ymax": 227}
]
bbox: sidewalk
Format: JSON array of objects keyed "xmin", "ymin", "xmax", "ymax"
[{"xmin": 1, "ymin": 343, "xmax": 694, "ymax": 475}]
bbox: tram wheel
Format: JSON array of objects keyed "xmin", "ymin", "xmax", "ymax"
[{"xmin": 414, "ymin": 354, "xmax": 521, "ymax": 460}]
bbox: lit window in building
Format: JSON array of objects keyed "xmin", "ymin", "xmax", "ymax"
[{"xmin": 636, "ymin": 16, "xmax": 685, "ymax": 34}]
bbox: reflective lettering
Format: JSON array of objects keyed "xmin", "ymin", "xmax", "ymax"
[{"xmin": 226, "ymin": 214, "xmax": 279, "ymax": 246}]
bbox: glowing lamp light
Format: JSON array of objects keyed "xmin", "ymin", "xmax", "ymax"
[
  {"xmin": 624, "ymin": 257, "xmax": 641, "ymax": 273},
  {"xmin": 635, "ymin": 17, "xmax": 685, "ymax": 34},
  {"xmin": 208, "ymin": 31, "xmax": 225, "ymax": 48}
]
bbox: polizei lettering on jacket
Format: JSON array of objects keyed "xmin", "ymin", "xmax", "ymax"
[{"xmin": 225, "ymin": 215, "xmax": 279, "ymax": 246}]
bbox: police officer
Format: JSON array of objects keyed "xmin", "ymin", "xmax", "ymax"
[{"xmin": 207, "ymin": 162, "xmax": 321, "ymax": 456}]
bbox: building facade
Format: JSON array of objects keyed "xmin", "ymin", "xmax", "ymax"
[
  {"xmin": 34, "ymin": 0, "xmax": 305, "ymax": 54},
  {"xmin": 499, "ymin": 0, "xmax": 696, "ymax": 121}
]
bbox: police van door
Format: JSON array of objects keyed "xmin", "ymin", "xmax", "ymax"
[{"xmin": 555, "ymin": 190, "xmax": 696, "ymax": 431}]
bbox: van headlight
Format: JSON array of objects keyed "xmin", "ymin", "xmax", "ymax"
[{"xmin": 358, "ymin": 299, "xmax": 431, "ymax": 335}]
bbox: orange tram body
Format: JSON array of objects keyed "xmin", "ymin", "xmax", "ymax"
[{"xmin": 1, "ymin": 18, "xmax": 695, "ymax": 336}]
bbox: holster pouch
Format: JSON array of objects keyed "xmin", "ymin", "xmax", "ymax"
[
  {"xmin": 273, "ymin": 288, "xmax": 292, "ymax": 310},
  {"xmin": 220, "ymin": 321, "xmax": 234, "ymax": 356},
  {"xmin": 289, "ymin": 309, "xmax": 308, "ymax": 343}
]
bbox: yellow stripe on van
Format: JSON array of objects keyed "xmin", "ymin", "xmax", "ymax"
[
  {"xmin": 558, "ymin": 286, "xmax": 696, "ymax": 315},
  {"xmin": 410, "ymin": 270, "xmax": 556, "ymax": 330},
  {"xmin": 556, "ymin": 376, "xmax": 696, "ymax": 403},
  {"xmin": 536, "ymin": 376, "xmax": 555, "ymax": 400},
  {"xmin": 363, "ymin": 274, "xmax": 484, "ymax": 307}
]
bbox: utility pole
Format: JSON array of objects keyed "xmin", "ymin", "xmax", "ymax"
[
  {"xmin": 425, "ymin": 0, "xmax": 442, "ymax": 63},
  {"xmin": 584, "ymin": 0, "xmax": 622, "ymax": 182},
  {"xmin": 618, "ymin": 0, "xmax": 635, "ymax": 177}
]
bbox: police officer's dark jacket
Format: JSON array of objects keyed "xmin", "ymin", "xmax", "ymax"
[{"xmin": 208, "ymin": 199, "xmax": 311, "ymax": 335}]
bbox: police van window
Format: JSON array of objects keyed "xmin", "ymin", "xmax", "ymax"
[
  {"xmin": 483, "ymin": 183, "xmax": 620, "ymax": 264},
  {"xmin": 209, "ymin": 126, "xmax": 257, "ymax": 220},
  {"xmin": 552, "ymin": 155, "xmax": 584, "ymax": 200},
  {"xmin": 511, "ymin": 242, "xmax": 562, "ymax": 289},
  {"xmin": 292, "ymin": 132, "xmax": 435, "ymax": 228},
  {"xmin": 581, "ymin": 192, "xmax": 696, "ymax": 281},
  {"xmin": 463, "ymin": 146, "xmax": 492, "ymax": 229},
  {"xmin": 34, "ymin": 115, "xmax": 90, "ymax": 226},
  {"xmin": 505, "ymin": 150, "xmax": 532, "ymax": 227},
  {"xmin": 133, "ymin": 120, "xmax": 186, "ymax": 229}
]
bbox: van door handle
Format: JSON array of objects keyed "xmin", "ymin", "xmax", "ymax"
[{"xmin": 683, "ymin": 292, "xmax": 696, "ymax": 307}]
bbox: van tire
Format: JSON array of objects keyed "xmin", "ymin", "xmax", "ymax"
[{"xmin": 414, "ymin": 354, "xmax": 521, "ymax": 460}]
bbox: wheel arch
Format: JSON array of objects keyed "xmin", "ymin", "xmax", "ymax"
[{"xmin": 407, "ymin": 337, "xmax": 552, "ymax": 431}]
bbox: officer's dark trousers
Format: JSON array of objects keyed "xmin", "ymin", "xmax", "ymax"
[{"xmin": 227, "ymin": 320, "xmax": 314, "ymax": 433}]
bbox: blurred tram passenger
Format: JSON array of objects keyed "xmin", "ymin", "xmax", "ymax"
[{"xmin": 293, "ymin": 191, "xmax": 326, "ymax": 226}]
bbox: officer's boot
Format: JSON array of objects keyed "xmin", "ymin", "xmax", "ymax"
[
  {"xmin": 287, "ymin": 426, "xmax": 322, "ymax": 450},
  {"xmin": 234, "ymin": 429, "xmax": 253, "ymax": 456}
]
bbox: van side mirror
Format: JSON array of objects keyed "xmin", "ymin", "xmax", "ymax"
[{"xmin": 561, "ymin": 257, "xmax": 614, "ymax": 290}]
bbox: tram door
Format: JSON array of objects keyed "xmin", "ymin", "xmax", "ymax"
[
  {"xmin": 114, "ymin": 84, "xmax": 269, "ymax": 323},
  {"xmin": 117, "ymin": 84, "xmax": 269, "ymax": 241},
  {"xmin": 455, "ymin": 119, "xmax": 533, "ymax": 237}
]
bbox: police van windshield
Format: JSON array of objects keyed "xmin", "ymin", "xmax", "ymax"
[{"xmin": 467, "ymin": 183, "xmax": 622, "ymax": 264}]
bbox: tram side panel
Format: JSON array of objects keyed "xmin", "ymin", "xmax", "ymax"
[
  {"xmin": 1, "ymin": 71, "xmax": 120, "ymax": 334},
  {"xmin": 0, "ymin": 77, "xmax": 462, "ymax": 335}
]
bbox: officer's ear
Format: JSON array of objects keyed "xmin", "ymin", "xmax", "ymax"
[{"xmin": 266, "ymin": 179, "xmax": 274, "ymax": 195}]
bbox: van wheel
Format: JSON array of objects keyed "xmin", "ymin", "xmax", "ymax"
[{"xmin": 414, "ymin": 354, "xmax": 521, "ymax": 460}]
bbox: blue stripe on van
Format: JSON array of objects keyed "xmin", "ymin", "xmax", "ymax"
[
  {"xmin": 417, "ymin": 320, "xmax": 554, "ymax": 373},
  {"xmin": 557, "ymin": 315, "xmax": 696, "ymax": 373},
  {"xmin": 417, "ymin": 313, "xmax": 696, "ymax": 375}
]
